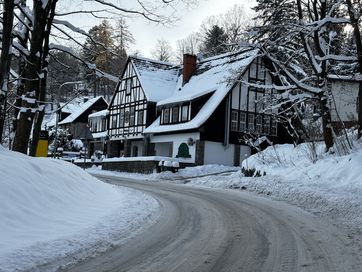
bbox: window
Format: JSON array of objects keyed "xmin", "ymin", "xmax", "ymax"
[
  {"xmin": 126, "ymin": 79, "xmax": 132, "ymax": 95},
  {"xmin": 181, "ymin": 105, "xmax": 188, "ymax": 121},
  {"xmin": 248, "ymin": 113, "xmax": 254, "ymax": 132},
  {"xmin": 231, "ymin": 110, "xmax": 238, "ymax": 131},
  {"xmin": 172, "ymin": 106, "xmax": 179, "ymax": 123},
  {"xmin": 263, "ymin": 116, "xmax": 270, "ymax": 134},
  {"xmin": 256, "ymin": 93, "xmax": 265, "ymax": 112},
  {"xmin": 271, "ymin": 118, "xmax": 277, "ymax": 136},
  {"xmin": 163, "ymin": 108, "xmax": 170, "ymax": 124},
  {"xmin": 137, "ymin": 110, "xmax": 144, "ymax": 125},
  {"xmin": 130, "ymin": 107, "xmax": 135, "ymax": 126},
  {"xmin": 239, "ymin": 112, "xmax": 246, "ymax": 132},
  {"xmin": 124, "ymin": 110, "xmax": 130, "ymax": 125},
  {"xmin": 256, "ymin": 115, "xmax": 262, "ymax": 134},
  {"xmin": 119, "ymin": 109, "xmax": 124, "ymax": 127},
  {"xmin": 111, "ymin": 115, "xmax": 117, "ymax": 129}
]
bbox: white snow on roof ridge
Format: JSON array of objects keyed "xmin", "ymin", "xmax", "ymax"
[
  {"xmin": 89, "ymin": 109, "xmax": 109, "ymax": 118},
  {"xmin": 130, "ymin": 55, "xmax": 175, "ymax": 67},
  {"xmin": 59, "ymin": 96, "xmax": 106, "ymax": 125}
]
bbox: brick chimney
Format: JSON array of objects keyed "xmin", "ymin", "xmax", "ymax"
[{"xmin": 182, "ymin": 54, "xmax": 197, "ymax": 86}]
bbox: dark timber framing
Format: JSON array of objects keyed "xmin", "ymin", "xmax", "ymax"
[
  {"xmin": 108, "ymin": 61, "xmax": 147, "ymax": 139},
  {"xmin": 230, "ymin": 57, "xmax": 277, "ymax": 137}
]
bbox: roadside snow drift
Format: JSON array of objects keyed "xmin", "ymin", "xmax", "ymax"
[{"xmin": 0, "ymin": 146, "xmax": 159, "ymax": 272}]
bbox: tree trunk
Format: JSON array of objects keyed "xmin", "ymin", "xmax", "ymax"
[
  {"xmin": 29, "ymin": 0, "xmax": 57, "ymax": 156},
  {"xmin": 0, "ymin": 0, "xmax": 15, "ymax": 143},
  {"xmin": 319, "ymin": 93, "xmax": 334, "ymax": 151},
  {"xmin": 12, "ymin": 0, "xmax": 30, "ymax": 141},
  {"xmin": 12, "ymin": 0, "xmax": 57, "ymax": 154}
]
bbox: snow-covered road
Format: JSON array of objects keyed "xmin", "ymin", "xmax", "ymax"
[{"xmin": 64, "ymin": 174, "xmax": 362, "ymax": 272}]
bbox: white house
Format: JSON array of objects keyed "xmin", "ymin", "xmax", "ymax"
[{"xmin": 106, "ymin": 48, "xmax": 290, "ymax": 168}]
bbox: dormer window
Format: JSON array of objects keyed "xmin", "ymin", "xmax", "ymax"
[
  {"xmin": 163, "ymin": 108, "xmax": 170, "ymax": 124},
  {"xmin": 171, "ymin": 106, "xmax": 179, "ymax": 123},
  {"xmin": 181, "ymin": 105, "xmax": 189, "ymax": 122}
]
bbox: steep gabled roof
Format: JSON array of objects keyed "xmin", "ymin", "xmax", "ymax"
[
  {"xmin": 59, "ymin": 96, "xmax": 107, "ymax": 125},
  {"xmin": 130, "ymin": 56, "xmax": 179, "ymax": 102},
  {"xmin": 144, "ymin": 48, "xmax": 260, "ymax": 134}
]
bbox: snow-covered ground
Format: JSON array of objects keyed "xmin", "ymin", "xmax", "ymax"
[
  {"xmin": 89, "ymin": 140, "xmax": 362, "ymax": 234},
  {"xmin": 0, "ymin": 146, "xmax": 160, "ymax": 272}
]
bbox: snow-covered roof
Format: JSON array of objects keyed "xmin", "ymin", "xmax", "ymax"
[
  {"xmin": 59, "ymin": 96, "xmax": 107, "ymax": 125},
  {"xmin": 89, "ymin": 109, "xmax": 109, "ymax": 118},
  {"xmin": 130, "ymin": 56, "xmax": 179, "ymax": 102},
  {"xmin": 144, "ymin": 48, "xmax": 259, "ymax": 134}
]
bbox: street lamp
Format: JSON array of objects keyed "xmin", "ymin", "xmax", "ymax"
[{"xmin": 53, "ymin": 81, "xmax": 84, "ymax": 158}]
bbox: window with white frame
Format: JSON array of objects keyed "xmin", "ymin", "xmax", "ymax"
[
  {"xmin": 263, "ymin": 116, "xmax": 270, "ymax": 134},
  {"xmin": 137, "ymin": 110, "xmax": 144, "ymax": 125},
  {"xmin": 172, "ymin": 106, "xmax": 179, "ymax": 123},
  {"xmin": 126, "ymin": 79, "xmax": 132, "ymax": 95},
  {"xmin": 130, "ymin": 107, "xmax": 135, "ymax": 126},
  {"xmin": 163, "ymin": 108, "xmax": 170, "ymax": 124},
  {"xmin": 231, "ymin": 110, "xmax": 238, "ymax": 131},
  {"xmin": 119, "ymin": 109, "xmax": 124, "ymax": 127},
  {"xmin": 181, "ymin": 105, "xmax": 188, "ymax": 122},
  {"xmin": 248, "ymin": 113, "xmax": 254, "ymax": 132},
  {"xmin": 271, "ymin": 118, "xmax": 277, "ymax": 136},
  {"xmin": 239, "ymin": 112, "xmax": 246, "ymax": 132},
  {"xmin": 124, "ymin": 110, "xmax": 130, "ymax": 124},
  {"xmin": 256, "ymin": 115, "xmax": 263, "ymax": 134}
]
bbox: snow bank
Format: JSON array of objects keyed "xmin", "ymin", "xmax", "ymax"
[
  {"xmin": 187, "ymin": 143, "xmax": 362, "ymax": 230},
  {"xmin": 0, "ymin": 146, "xmax": 159, "ymax": 272}
]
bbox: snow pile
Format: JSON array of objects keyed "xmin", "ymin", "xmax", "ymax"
[
  {"xmin": 0, "ymin": 146, "xmax": 159, "ymax": 272},
  {"xmin": 188, "ymin": 142, "xmax": 362, "ymax": 230}
]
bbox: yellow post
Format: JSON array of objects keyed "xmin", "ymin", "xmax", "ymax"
[{"xmin": 35, "ymin": 130, "xmax": 49, "ymax": 157}]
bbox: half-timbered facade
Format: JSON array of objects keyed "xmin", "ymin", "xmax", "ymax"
[
  {"xmin": 107, "ymin": 56, "xmax": 178, "ymax": 157},
  {"xmin": 106, "ymin": 48, "xmax": 290, "ymax": 168}
]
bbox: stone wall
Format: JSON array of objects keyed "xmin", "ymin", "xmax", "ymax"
[{"xmin": 102, "ymin": 160, "xmax": 159, "ymax": 174}]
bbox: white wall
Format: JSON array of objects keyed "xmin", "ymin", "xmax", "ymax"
[
  {"xmin": 154, "ymin": 142, "xmax": 173, "ymax": 157},
  {"xmin": 203, "ymin": 141, "xmax": 235, "ymax": 166},
  {"xmin": 151, "ymin": 132, "xmax": 200, "ymax": 163},
  {"xmin": 330, "ymin": 80, "xmax": 359, "ymax": 122}
]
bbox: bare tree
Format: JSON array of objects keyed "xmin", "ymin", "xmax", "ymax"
[
  {"xmin": 6, "ymin": 0, "xmax": 195, "ymax": 154},
  {"xmin": 176, "ymin": 32, "xmax": 201, "ymax": 62},
  {"xmin": 151, "ymin": 39, "xmax": 173, "ymax": 62}
]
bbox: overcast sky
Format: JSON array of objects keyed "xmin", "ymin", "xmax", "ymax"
[
  {"xmin": 128, "ymin": 0, "xmax": 257, "ymax": 57},
  {"xmin": 59, "ymin": 0, "xmax": 256, "ymax": 58}
]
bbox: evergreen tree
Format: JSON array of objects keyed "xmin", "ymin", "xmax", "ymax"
[
  {"xmin": 201, "ymin": 25, "xmax": 228, "ymax": 57},
  {"xmin": 252, "ymin": 0, "xmax": 298, "ymax": 42},
  {"xmin": 82, "ymin": 20, "xmax": 117, "ymax": 99}
]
